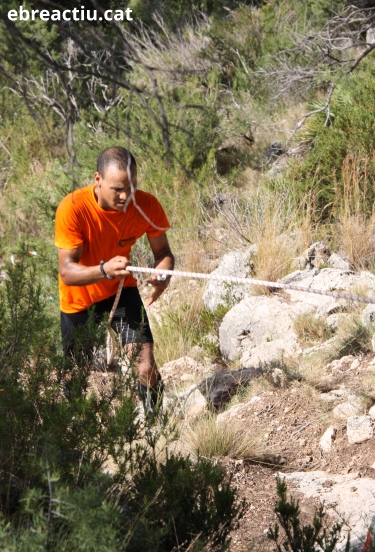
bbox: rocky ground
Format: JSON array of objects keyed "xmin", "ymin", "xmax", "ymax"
[
  {"xmin": 155, "ymin": 243, "xmax": 375, "ymax": 551},
  {"xmin": 92, "ymin": 242, "xmax": 375, "ymax": 551}
]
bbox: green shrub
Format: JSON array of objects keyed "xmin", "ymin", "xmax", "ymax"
[
  {"xmin": 0, "ymin": 252, "xmax": 243, "ymax": 550},
  {"xmin": 290, "ymin": 65, "xmax": 375, "ymax": 217},
  {"xmin": 268, "ymin": 476, "xmax": 346, "ymax": 552}
]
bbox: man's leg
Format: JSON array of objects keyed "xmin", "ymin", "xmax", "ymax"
[
  {"xmin": 124, "ymin": 342, "xmax": 164, "ymax": 415},
  {"xmin": 112, "ymin": 287, "xmax": 164, "ymax": 414}
]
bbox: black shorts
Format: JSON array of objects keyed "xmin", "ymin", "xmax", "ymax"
[{"xmin": 61, "ymin": 286, "xmax": 153, "ymax": 356}]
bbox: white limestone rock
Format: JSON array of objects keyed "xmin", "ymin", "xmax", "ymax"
[
  {"xmin": 327, "ymin": 253, "xmax": 355, "ymax": 272},
  {"xmin": 347, "ymin": 416, "xmax": 373, "ymax": 444},
  {"xmin": 333, "ymin": 398, "xmax": 363, "ymax": 420},
  {"xmin": 319, "ymin": 426, "xmax": 336, "ymax": 453},
  {"xmin": 203, "ymin": 248, "xmax": 255, "ymax": 311},
  {"xmin": 281, "ymin": 470, "xmax": 375, "ymax": 550},
  {"xmin": 362, "ymin": 304, "xmax": 375, "ymax": 326}
]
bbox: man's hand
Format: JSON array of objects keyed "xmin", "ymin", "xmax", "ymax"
[
  {"xmin": 145, "ymin": 234, "xmax": 174, "ymax": 307},
  {"xmin": 103, "ymin": 256, "xmax": 131, "ymax": 279},
  {"xmin": 144, "ymin": 275, "xmax": 169, "ymax": 307},
  {"xmin": 58, "ymin": 247, "xmax": 131, "ymax": 286}
]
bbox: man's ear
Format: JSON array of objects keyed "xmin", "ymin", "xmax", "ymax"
[{"xmin": 94, "ymin": 171, "xmax": 101, "ymax": 186}]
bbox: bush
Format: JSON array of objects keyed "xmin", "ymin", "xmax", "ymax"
[
  {"xmin": 290, "ymin": 65, "xmax": 375, "ymax": 218},
  {"xmin": 0, "ymin": 252, "xmax": 243, "ymax": 550},
  {"xmin": 268, "ymin": 476, "xmax": 346, "ymax": 552}
]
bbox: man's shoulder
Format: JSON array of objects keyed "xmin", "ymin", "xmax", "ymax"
[
  {"xmin": 57, "ymin": 186, "xmax": 94, "ymax": 212},
  {"xmin": 134, "ymin": 189, "xmax": 161, "ymax": 207}
]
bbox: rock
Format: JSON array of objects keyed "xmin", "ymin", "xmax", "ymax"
[
  {"xmin": 265, "ymin": 141, "xmax": 283, "ymax": 163},
  {"xmin": 362, "ymin": 304, "xmax": 375, "ymax": 326},
  {"xmin": 216, "ymin": 395, "xmax": 263, "ymax": 425},
  {"xmin": 219, "ymin": 294, "xmax": 303, "ymax": 364},
  {"xmin": 303, "ymin": 336, "xmax": 339, "ymax": 356},
  {"xmin": 160, "ymin": 356, "xmax": 209, "ymax": 388},
  {"xmin": 281, "ymin": 470, "xmax": 375, "ymax": 549},
  {"xmin": 326, "ymin": 312, "xmax": 347, "ymax": 330},
  {"xmin": 271, "ymin": 368, "xmax": 287, "ymax": 387},
  {"xmin": 326, "ymin": 355, "xmax": 355, "ymax": 373},
  {"xmin": 319, "ymin": 426, "xmax": 336, "ymax": 452},
  {"xmin": 372, "ymin": 334, "xmax": 375, "ymax": 353},
  {"xmin": 302, "ymin": 242, "xmax": 331, "ymax": 269},
  {"xmin": 184, "ymin": 388, "xmax": 207, "ymax": 418},
  {"xmin": 180, "ymin": 374, "xmax": 195, "ymax": 382},
  {"xmin": 327, "ymin": 253, "xmax": 355, "ymax": 272},
  {"xmin": 320, "ymin": 389, "xmax": 348, "ymax": 402},
  {"xmin": 368, "ymin": 405, "xmax": 375, "ymax": 418},
  {"xmin": 219, "ymin": 266, "xmax": 375, "ymax": 367},
  {"xmin": 333, "ymin": 398, "xmax": 363, "ymax": 420},
  {"xmin": 350, "ymin": 358, "xmax": 360, "ymax": 371},
  {"xmin": 198, "ymin": 367, "xmax": 263, "ymax": 408},
  {"xmin": 203, "ymin": 248, "xmax": 255, "ymax": 312},
  {"xmin": 347, "ymin": 416, "xmax": 373, "ymax": 444}
]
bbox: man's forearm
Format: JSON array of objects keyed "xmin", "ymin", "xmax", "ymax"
[
  {"xmin": 60, "ymin": 262, "xmax": 106, "ymax": 286},
  {"xmin": 154, "ymin": 251, "xmax": 175, "ymax": 272}
]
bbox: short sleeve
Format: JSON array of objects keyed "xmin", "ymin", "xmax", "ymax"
[
  {"xmin": 55, "ymin": 195, "xmax": 84, "ymax": 249},
  {"xmin": 143, "ymin": 194, "xmax": 170, "ymax": 238}
]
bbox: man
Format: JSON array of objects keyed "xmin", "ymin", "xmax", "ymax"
[{"xmin": 55, "ymin": 146, "xmax": 174, "ymax": 412}]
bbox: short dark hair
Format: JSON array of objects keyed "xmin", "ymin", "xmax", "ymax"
[{"xmin": 97, "ymin": 147, "xmax": 137, "ymax": 177}]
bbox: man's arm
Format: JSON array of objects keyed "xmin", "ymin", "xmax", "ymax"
[
  {"xmin": 58, "ymin": 246, "xmax": 131, "ymax": 286},
  {"xmin": 145, "ymin": 233, "xmax": 174, "ymax": 306}
]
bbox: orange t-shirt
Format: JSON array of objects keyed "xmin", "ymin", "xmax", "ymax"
[{"xmin": 55, "ymin": 186, "xmax": 170, "ymax": 313}]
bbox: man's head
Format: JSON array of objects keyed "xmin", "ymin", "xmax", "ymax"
[{"xmin": 94, "ymin": 147, "xmax": 137, "ymax": 211}]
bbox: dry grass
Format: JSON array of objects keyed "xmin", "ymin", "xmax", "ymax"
[
  {"xmin": 180, "ymin": 414, "xmax": 266, "ymax": 460},
  {"xmin": 339, "ymin": 211, "xmax": 375, "ymax": 270},
  {"xmin": 249, "ymin": 190, "xmax": 315, "ymax": 294},
  {"xmin": 149, "ymin": 279, "xmax": 206, "ymax": 366},
  {"xmin": 293, "ymin": 313, "xmax": 333, "ymax": 346}
]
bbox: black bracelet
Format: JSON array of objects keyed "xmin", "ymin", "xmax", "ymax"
[{"xmin": 100, "ymin": 260, "xmax": 114, "ymax": 280}]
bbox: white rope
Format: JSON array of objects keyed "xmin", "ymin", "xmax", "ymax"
[
  {"xmin": 127, "ymin": 266, "xmax": 375, "ymax": 304},
  {"xmin": 105, "ymin": 264, "xmax": 375, "ymax": 365}
]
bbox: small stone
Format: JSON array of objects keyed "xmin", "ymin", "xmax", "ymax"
[
  {"xmin": 320, "ymin": 389, "xmax": 347, "ymax": 402},
  {"xmin": 249, "ymin": 396, "xmax": 262, "ymax": 404},
  {"xmin": 362, "ymin": 304, "xmax": 375, "ymax": 326},
  {"xmin": 371, "ymin": 461, "xmax": 375, "ymax": 469},
  {"xmin": 180, "ymin": 373, "xmax": 195, "ymax": 382},
  {"xmin": 350, "ymin": 359, "xmax": 360, "ymax": 371},
  {"xmin": 368, "ymin": 405, "xmax": 375, "ymax": 418},
  {"xmin": 333, "ymin": 399, "xmax": 363, "ymax": 420},
  {"xmin": 301, "ymin": 456, "xmax": 313, "ymax": 463},
  {"xmin": 184, "ymin": 388, "xmax": 207, "ymax": 419},
  {"xmin": 272, "ymin": 368, "xmax": 287, "ymax": 387},
  {"xmin": 347, "ymin": 416, "xmax": 373, "ymax": 444},
  {"xmin": 319, "ymin": 426, "xmax": 336, "ymax": 452}
]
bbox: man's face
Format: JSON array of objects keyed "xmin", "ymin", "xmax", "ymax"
[{"xmin": 94, "ymin": 164, "xmax": 137, "ymax": 211}]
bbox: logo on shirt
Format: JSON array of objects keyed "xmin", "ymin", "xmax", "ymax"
[{"xmin": 118, "ymin": 237, "xmax": 136, "ymax": 247}]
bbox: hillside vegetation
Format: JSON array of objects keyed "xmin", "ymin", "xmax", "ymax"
[{"xmin": 1, "ymin": 0, "xmax": 375, "ymax": 549}]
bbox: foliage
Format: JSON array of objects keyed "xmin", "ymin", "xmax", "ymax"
[
  {"xmin": 0, "ymin": 253, "xmax": 243, "ymax": 550},
  {"xmin": 290, "ymin": 65, "xmax": 375, "ymax": 217},
  {"xmin": 268, "ymin": 476, "xmax": 347, "ymax": 552}
]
